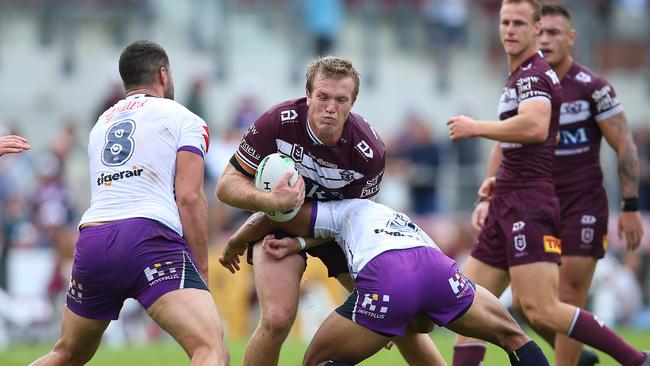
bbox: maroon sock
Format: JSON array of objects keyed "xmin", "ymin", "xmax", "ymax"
[
  {"xmin": 453, "ymin": 343, "xmax": 487, "ymax": 366},
  {"xmin": 568, "ymin": 309, "xmax": 645, "ymax": 366}
]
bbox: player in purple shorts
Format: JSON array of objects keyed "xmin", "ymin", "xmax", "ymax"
[
  {"xmin": 30, "ymin": 41, "xmax": 228, "ymax": 366},
  {"xmin": 216, "ymin": 56, "xmax": 444, "ymax": 365},
  {"xmin": 220, "ymin": 199, "xmax": 550, "ymax": 366},
  {"xmin": 446, "ymin": 1, "xmax": 648, "ymax": 365},
  {"xmin": 506, "ymin": 4, "xmax": 645, "ymax": 366}
]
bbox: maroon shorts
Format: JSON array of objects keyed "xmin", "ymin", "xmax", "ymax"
[
  {"xmin": 557, "ymin": 186, "xmax": 608, "ymax": 258},
  {"xmin": 471, "ymin": 185, "xmax": 562, "ymax": 270}
]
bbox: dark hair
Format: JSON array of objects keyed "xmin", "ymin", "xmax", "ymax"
[
  {"xmin": 119, "ymin": 40, "xmax": 169, "ymax": 90},
  {"xmin": 502, "ymin": 0, "xmax": 542, "ymax": 22},
  {"xmin": 541, "ymin": 3, "xmax": 571, "ymax": 21},
  {"xmin": 305, "ymin": 56, "xmax": 360, "ymax": 102}
]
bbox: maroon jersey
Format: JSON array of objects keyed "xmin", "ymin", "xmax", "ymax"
[
  {"xmin": 496, "ymin": 52, "xmax": 562, "ymax": 191},
  {"xmin": 236, "ymin": 97, "xmax": 385, "ymax": 201},
  {"xmin": 553, "ymin": 62, "xmax": 623, "ymax": 195}
]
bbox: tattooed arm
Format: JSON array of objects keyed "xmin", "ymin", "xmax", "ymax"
[{"xmin": 599, "ymin": 112, "xmax": 644, "ymax": 250}]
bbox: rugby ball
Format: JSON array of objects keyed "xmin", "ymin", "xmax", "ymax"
[{"xmin": 254, "ymin": 153, "xmax": 300, "ymax": 222}]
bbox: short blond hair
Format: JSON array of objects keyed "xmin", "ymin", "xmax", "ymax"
[
  {"xmin": 502, "ymin": 0, "xmax": 542, "ymax": 22},
  {"xmin": 305, "ymin": 56, "xmax": 360, "ymax": 102}
]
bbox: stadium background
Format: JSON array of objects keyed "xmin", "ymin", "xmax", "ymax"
[{"xmin": 0, "ymin": 0, "xmax": 648, "ymax": 364}]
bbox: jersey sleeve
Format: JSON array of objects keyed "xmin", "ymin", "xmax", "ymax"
[
  {"xmin": 178, "ymin": 113, "xmax": 210, "ymax": 158},
  {"xmin": 312, "ymin": 200, "xmax": 342, "ymax": 239},
  {"xmin": 235, "ymin": 109, "xmax": 281, "ymax": 171},
  {"xmin": 516, "ymin": 68, "xmax": 558, "ymax": 105},
  {"xmin": 589, "ymin": 77, "xmax": 623, "ymax": 121}
]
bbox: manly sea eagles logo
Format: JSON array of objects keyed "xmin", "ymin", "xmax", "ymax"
[{"xmin": 339, "ymin": 170, "xmax": 354, "ymax": 182}]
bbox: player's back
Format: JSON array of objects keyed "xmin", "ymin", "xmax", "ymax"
[
  {"xmin": 80, "ymin": 94, "xmax": 209, "ymax": 236},
  {"xmin": 313, "ymin": 199, "xmax": 439, "ymax": 277}
]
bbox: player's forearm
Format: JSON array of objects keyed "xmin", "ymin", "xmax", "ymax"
[
  {"xmin": 475, "ymin": 115, "xmax": 548, "ymax": 144},
  {"xmin": 215, "ymin": 169, "xmax": 271, "ymax": 212},
  {"xmin": 617, "ymin": 139, "xmax": 641, "ymax": 198},
  {"xmin": 230, "ymin": 212, "xmax": 278, "ymax": 246},
  {"xmin": 177, "ymin": 192, "xmax": 209, "ymax": 280},
  {"xmin": 484, "ymin": 143, "xmax": 503, "ymax": 179}
]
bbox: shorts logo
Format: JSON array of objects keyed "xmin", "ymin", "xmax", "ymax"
[
  {"xmin": 144, "ymin": 261, "xmax": 179, "ymax": 286},
  {"xmin": 581, "ymin": 228, "xmax": 594, "ymax": 244},
  {"xmin": 358, "ymin": 293, "xmax": 389, "ymax": 319},
  {"xmin": 514, "ymin": 234, "xmax": 527, "ymax": 251},
  {"xmin": 581, "ymin": 215, "xmax": 597, "ymax": 225},
  {"xmin": 512, "ymin": 221, "xmax": 525, "ymax": 232},
  {"xmin": 67, "ymin": 278, "xmax": 84, "ymax": 303},
  {"xmin": 543, "ymin": 235, "xmax": 562, "ymax": 254}
]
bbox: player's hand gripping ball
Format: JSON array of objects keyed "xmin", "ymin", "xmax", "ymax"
[{"xmin": 254, "ymin": 153, "xmax": 300, "ymax": 222}]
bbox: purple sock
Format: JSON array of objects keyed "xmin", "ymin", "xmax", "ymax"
[
  {"xmin": 453, "ymin": 343, "xmax": 487, "ymax": 366},
  {"xmin": 568, "ymin": 309, "xmax": 645, "ymax": 366}
]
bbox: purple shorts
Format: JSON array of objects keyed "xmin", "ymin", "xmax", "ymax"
[
  {"xmin": 335, "ymin": 246, "xmax": 475, "ymax": 336},
  {"xmin": 247, "ymin": 231, "xmax": 348, "ymax": 278},
  {"xmin": 557, "ymin": 186, "xmax": 608, "ymax": 258},
  {"xmin": 66, "ymin": 218, "xmax": 209, "ymax": 320},
  {"xmin": 472, "ymin": 185, "xmax": 562, "ymax": 270}
]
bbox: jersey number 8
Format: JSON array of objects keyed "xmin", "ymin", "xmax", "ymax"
[{"xmin": 102, "ymin": 120, "xmax": 136, "ymax": 166}]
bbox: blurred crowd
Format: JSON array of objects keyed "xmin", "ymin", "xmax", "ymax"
[{"xmin": 1, "ymin": 0, "xmax": 649, "ymax": 350}]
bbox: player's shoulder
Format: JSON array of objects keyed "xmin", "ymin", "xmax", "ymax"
[
  {"xmin": 565, "ymin": 61, "xmax": 610, "ymax": 90},
  {"xmin": 346, "ymin": 112, "xmax": 386, "ymax": 161},
  {"xmin": 261, "ymin": 97, "xmax": 307, "ymax": 121},
  {"xmin": 155, "ymin": 98, "xmax": 207, "ymax": 125}
]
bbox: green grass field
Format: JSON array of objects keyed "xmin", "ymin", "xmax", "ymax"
[{"xmin": 3, "ymin": 328, "xmax": 648, "ymax": 365}]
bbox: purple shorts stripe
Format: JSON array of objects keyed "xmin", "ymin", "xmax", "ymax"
[
  {"xmin": 337, "ymin": 246, "xmax": 475, "ymax": 336},
  {"xmin": 178, "ymin": 145, "xmax": 204, "ymax": 158},
  {"xmin": 66, "ymin": 218, "xmax": 208, "ymax": 320}
]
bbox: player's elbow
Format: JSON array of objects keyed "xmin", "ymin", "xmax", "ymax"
[
  {"xmin": 527, "ymin": 126, "xmax": 548, "ymax": 143},
  {"xmin": 176, "ymin": 190, "xmax": 203, "ymax": 209}
]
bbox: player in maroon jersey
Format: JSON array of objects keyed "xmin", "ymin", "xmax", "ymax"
[
  {"xmin": 506, "ymin": 4, "xmax": 645, "ymax": 366},
  {"xmin": 446, "ymin": 1, "xmax": 648, "ymax": 365},
  {"xmin": 216, "ymin": 56, "xmax": 445, "ymax": 366}
]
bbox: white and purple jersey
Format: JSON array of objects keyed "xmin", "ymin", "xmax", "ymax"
[
  {"xmin": 236, "ymin": 97, "xmax": 385, "ymax": 201},
  {"xmin": 311, "ymin": 199, "xmax": 440, "ymax": 278},
  {"xmin": 80, "ymin": 94, "xmax": 210, "ymax": 236},
  {"xmin": 553, "ymin": 62, "xmax": 623, "ymax": 194},
  {"xmin": 497, "ymin": 52, "xmax": 562, "ymax": 191}
]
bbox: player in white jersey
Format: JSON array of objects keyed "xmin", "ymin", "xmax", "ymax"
[
  {"xmin": 31, "ymin": 40, "xmax": 228, "ymax": 366},
  {"xmin": 220, "ymin": 199, "xmax": 550, "ymax": 366}
]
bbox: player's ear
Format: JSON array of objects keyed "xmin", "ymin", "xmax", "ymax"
[
  {"xmin": 568, "ymin": 28, "xmax": 577, "ymax": 47},
  {"xmin": 305, "ymin": 90, "xmax": 311, "ymax": 106}
]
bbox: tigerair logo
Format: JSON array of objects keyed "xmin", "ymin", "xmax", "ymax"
[
  {"xmin": 97, "ymin": 166, "xmax": 144, "ymax": 186},
  {"xmin": 543, "ymin": 235, "xmax": 562, "ymax": 254}
]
